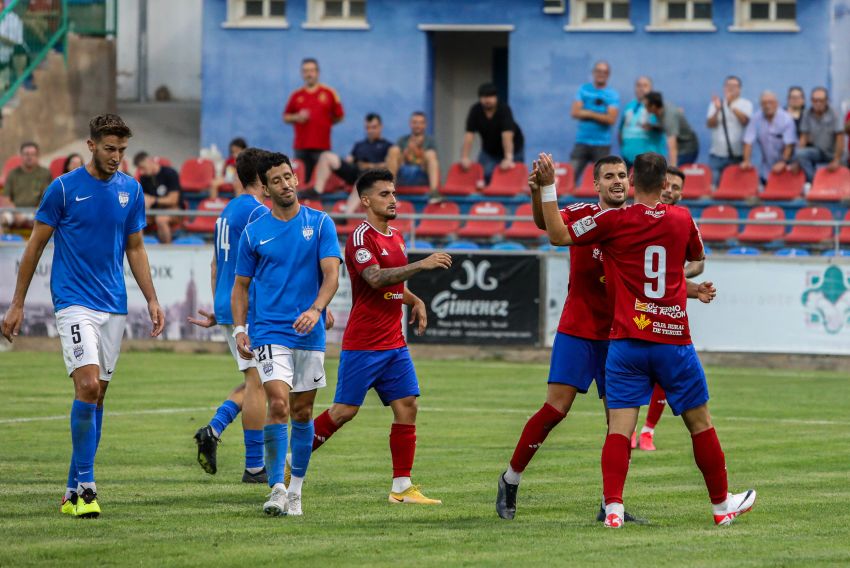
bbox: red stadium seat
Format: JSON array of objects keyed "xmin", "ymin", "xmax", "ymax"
[
  {"xmin": 330, "ymin": 200, "xmax": 364, "ymax": 236},
  {"xmin": 49, "ymin": 156, "xmax": 66, "ymax": 179},
  {"xmin": 390, "ymin": 200, "xmax": 415, "ymax": 234},
  {"xmin": 415, "ymin": 201, "xmax": 461, "ymax": 238},
  {"xmin": 838, "ymin": 211, "xmax": 850, "ymax": 245},
  {"xmin": 573, "ymin": 164, "xmax": 597, "ymax": 197},
  {"xmin": 396, "ymin": 184, "xmax": 430, "ymax": 196},
  {"xmin": 179, "ymin": 158, "xmax": 216, "ymax": 193},
  {"xmin": 184, "ymin": 198, "xmax": 229, "ymax": 234},
  {"xmin": 761, "ymin": 169, "xmax": 804, "ymax": 201},
  {"xmin": 301, "ymin": 199, "xmax": 323, "ymax": 211},
  {"xmin": 482, "ymin": 163, "xmax": 529, "ymax": 197},
  {"xmin": 713, "ymin": 165, "xmax": 759, "ymax": 200},
  {"xmin": 738, "ymin": 205, "xmax": 786, "ymax": 243},
  {"xmin": 291, "ymin": 159, "xmax": 311, "ymax": 189},
  {"xmin": 0, "ymin": 194, "xmax": 13, "ymax": 208},
  {"xmin": 785, "ymin": 207, "xmax": 834, "ymax": 244},
  {"xmin": 457, "ymin": 201, "xmax": 507, "ymax": 238},
  {"xmin": 679, "ymin": 163, "xmax": 712, "ymax": 199},
  {"xmin": 553, "ymin": 162, "xmax": 575, "ymax": 195},
  {"xmin": 154, "ymin": 156, "xmax": 173, "ymax": 168},
  {"xmin": 808, "ymin": 167, "xmax": 850, "ymax": 202},
  {"xmin": 0, "ymin": 155, "xmax": 22, "ymax": 189},
  {"xmin": 505, "ymin": 203, "xmax": 543, "ymax": 239},
  {"xmin": 441, "ymin": 162, "xmax": 483, "ymax": 196},
  {"xmin": 698, "ymin": 205, "xmax": 739, "ymax": 242}
]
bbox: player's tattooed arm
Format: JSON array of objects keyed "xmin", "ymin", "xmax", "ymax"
[
  {"xmin": 1, "ymin": 221, "xmax": 54, "ymax": 342},
  {"xmin": 361, "ymin": 253, "xmax": 452, "ymax": 289},
  {"xmin": 685, "ymin": 259, "xmax": 705, "ymax": 278},
  {"xmin": 535, "ymin": 152, "xmax": 574, "ymax": 246}
]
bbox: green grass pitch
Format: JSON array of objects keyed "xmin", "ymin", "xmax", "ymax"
[{"xmin": 1, "ymin": 352, "xmax": 849, "ymax": 566}]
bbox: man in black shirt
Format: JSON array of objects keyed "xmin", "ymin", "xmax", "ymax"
[
  {"xmin": 461, "ymin": 83, "xmax": 525, "ymax": 183},
  {"xmin": 134, "ymin": 151, "xmax": 182, "ymax": 244}
]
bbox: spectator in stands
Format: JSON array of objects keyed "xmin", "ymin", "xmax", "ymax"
[
  {"xmin": 619, "ymin": 76, "xmax": 662, "ymax": 167},
  {"xmin": 790, "ymin": 87, "xmax": 845, "ymax": 182},
  {"xmin": 283, "ymin": 58, "xmax": 344, "ymax": 183},
  {"xmin": 741, "ymin": 91, "xmax": 797, "ymax": 182},
  {"xmin": 387, "ymin": 111, "xmax": 440, "ymax": 202},
  {"xmin": 3, "ymin": 142, "xmax": 51, "ymax": 228},
  {"xmin": 210, "ymin": 136, "xmax": 247, "ymax": 198},
  {"xmin": 644, "ymin": 91, "xmax": 700, "ymax": 166},
  {"xmin": 706, "ymin": 76, "xmax": 753, "ymax": 185},
  {"xmin": 570, "ymin": 60, "xmax": 619, "ymax": 182},
  {"xmin": 62, "ymin": 153, "xmax": 83, "ymax": 174},
  {"xmin": 786, "ymin": 86, "xmax": 806, "ymax": 137},
  {"xmin": 460, "ymin": 82, "xmax": 524, "ymax": 184},
  {"xmin": 313, "ymin": 112, "xmax": 391, "ymax": 195},
  {"xmin": 134, "ymin": 151, "xmax": 182, "ymax": 244},
  {"xmin": 0, "ymin": 0, "xmax": 24, "ymax": 93}
]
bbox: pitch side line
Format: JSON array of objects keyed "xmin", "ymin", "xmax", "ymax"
[{"xmin": 0, "ymin": 405, "xmax": 847, "ymax": 427}]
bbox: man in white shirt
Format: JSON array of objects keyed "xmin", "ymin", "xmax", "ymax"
[
  {"xmin": 706, "ymin": 76, "xmax": 753, "ymax": 186},
  {"xmin": 0, "ymin": 1, "xmax": 24, "ymax": 93}
]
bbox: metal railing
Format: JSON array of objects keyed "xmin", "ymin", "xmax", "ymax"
[{"xmin": 0, "ymin": 0, "xmax": 68, "ymax": 109}]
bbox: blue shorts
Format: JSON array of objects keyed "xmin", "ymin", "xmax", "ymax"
[
  {"xmin": 397, "ymin": 164, "xmax": 429, "ymax": 186},
  {"xmin": 605, "ymin": 338, "xmax": 709, "ymax": 415},
  {"xmin": 335, "ymin": 347, "xmax": 420, "ymax": 406},
  {"xmin": 548, "ymin": 332, "xmax": 608, "ymax": 398}
]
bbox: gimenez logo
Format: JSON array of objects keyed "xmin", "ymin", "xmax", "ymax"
[{"xmin": 801, "ymin": 265, "xmax": 850, "ymax": 335}]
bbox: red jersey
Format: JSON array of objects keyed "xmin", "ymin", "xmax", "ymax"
[
  {"xmin": 557, "ymin": 203, "xmax": 613, "ymax": 340},
  {"xmin": 567, "ymin": 202, "xmax": 704, "ymax": 345},
  {"xmin": 284, "ymin": 84, "xmax": 344, "ymax": 151},
  {"xmin": 342, "ymin": 222, "xmax": 408, "ymax": 351}
]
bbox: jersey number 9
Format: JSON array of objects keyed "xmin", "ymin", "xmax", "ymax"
[{"xmin": 643, "ymin": 245, "xmax": 666, "ymax": 299}]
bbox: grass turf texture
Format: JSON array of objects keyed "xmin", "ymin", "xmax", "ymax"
[{"xmin": 1, "ymin": 352, "xmax": 849, "ymax": 567}]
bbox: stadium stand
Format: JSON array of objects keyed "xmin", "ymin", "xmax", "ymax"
[
  {"xmin": 445, "ymin": 240, "xmax": 480, "ymax": 250},
  {"xmin": 291, "ymin": 158, "xmax": 310, "ymax": 189},
  {"xmin": 760, "ymin": 168, "xmax": 805, "ymax": 201},
  {"xmin": 0, "ymin": 155, "xmax": 23, "ymax": 189},
  {"xmin": 553, "ymin": 162, "xmax": 575, "ymax": 195},
  {"xmin": 390, "ymin": 200, "xmax": 415, "ymax": 234},
  {"xmin": 573, "ymin": 164, "xmax": 597, "ymax": 197},
  {"xmin": 457, "ymin": 201, "xmax": 507, "ymax": 238},
  {"xmin": 492, "ymin": 241, "xmax": 526, "ymax": 250},
  {"xmin": 774, "ymin": 248, "xmax": 810, "ymax": 256},
  {"xmin": 785, "ymin": 207, "xmax": 834, "ymax": 244},
  {"xmin": 396, "ymin": 183, "xmax": 430, "ymax": 196},
  {"xmin": 698, "ymin": 205, "xmax": 739, "ymax": 242},
  {"xmin": 727, "ymin": 246, "xmax": 761, "ymax": 255},
  {"xmin": 179, "ymin": 158, "xmax": 216, "ymax": 193},
  {"xmin": 738, "ymin": 205, "xmax": 786, "ymax": 243},
  {"xmin": 713, "ymin": 165, "xmax": 759, "ymax": 200},
  {"xmin": 482, "ymin": 163, "xmax": 529, "ymax": 197},
  {"xmin": 415, "ymin": 201, "xmax": 461, "ymax": 238},
  {"xmin": 183, "ymin": 198, "xmax": 229, "ymax": 234},
  {"xmin": 504, "ymin": 203, "xmax": 542, "ymax": 239},
  {"xmin": 680, "ymin": 163, "xmax": 712, "ymax": 199},
  {"xmin": 330, "ymin": 200, "xmax": 365, "ymax": 236},
  {"xmin": 173, "ymin": 236, "xmax": 205, "ymax": 245},
  {"xmin": 48, "ymin": 156, "xmax": 66, "ymax": 179},
  {"xmin": 839, "ymin": 210, "xmax": 850, "ymax": 245},
  {"xmin": 441, "ymin": 162, "xmax": 483, "ymax": 196},
  {"xmin": 807, "ymin": 166, "xmax": 850, "ymax": 202}
]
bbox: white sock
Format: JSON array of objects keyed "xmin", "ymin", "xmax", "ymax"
[
  {"xmin": 78, "ymin": 482, "xmax": 96, "ymax": 494},
  {"xmin": 392, "ymin": 476, "xmax": 412, "ymax": 494},
  {"xmin": 605, "ymin": 502, "xmax": 624, "ymax": 518},
  {"xmin": 210, "ymin": 426, "xmax": 220, "ymax": 438},
  {"xmin": 246, "ymin": 466, "xmax": 264, "ymax": 474},
  {"xmin": 64, "ymin": 488, "xmax": 76, "ymax": 500},
  {"xmin": 712, "ymin": 494, "xmax": 732, "ymax": 514},
  {"xmin": 503, "ymin": 466, "xmax": 522, "ymax": 485},
  {"xmin": 641, "ymin": 426, "xmax": 654, "ymax": 435},
  {"xmin": 288, "ymin": 476, "xmax": 304, "ymax": 495},
  {"xmin": 272, "ymin": 482, "xmax": 287, "ymax": 494}
]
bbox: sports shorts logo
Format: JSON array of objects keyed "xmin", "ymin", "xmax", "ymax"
[
  {"xmin": 73, "ymin": 345, "xmax": 85, "ymax": 361},
  {"xmin": 633, "ymin": 314, "xmax": 652, "ymax": 330},
  {"xmin": 262, "ymin": 361, "xmax": 274, "ymax": 376},
  {"xmin": 355, "ymin": 248, "xmax": 372, "ymax": 264},
  {"xmin": 118, "ymin": 191, "xmax": 129, "ymax": 208},
  {"xmin": 570, "ymin": 216, "xmax": 597, "ymax": 237},
  {"xmin": 302, "ymin": 225, "xmax": 314, "ymax": 241}
]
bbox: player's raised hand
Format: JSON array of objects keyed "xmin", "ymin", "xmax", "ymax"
[
  {"xmin": 536, "ymin": 153, "xmax": 556, "ymax": 186},
  {"xmin": 409, "ymin": 299, "xmax": 428, "ymax": 335},
  {"xmin": 325, "ymin": 308, "xmax": 335, "ymax": 330},
  {"xmin": 697, "ymin": 281, "xmax": 717, "ymax": 304},
  {"xmin": 528, "ymin": 161, "xmax": 540, "ymax": 193},
  {"xmin": 148, "ymin": 300, "xmax": 166, "ymax": 337},
  {"xmin": 419, "ymin": 253, "xmax": 452, "ymax": 271},
  {"xmin": 293, "ymin": 306, "xmax": 321, "ymax": 335},
  {"xmin": 187, "ymin": 309, "xmax": 217, "ymax": 328},
  {"xmin": 236, "ymin": 332, "xmax": 253, "ymax": 360},
  {"xmin": 1, "ymin": 303, "xmax": 23, "ymax": 343}
]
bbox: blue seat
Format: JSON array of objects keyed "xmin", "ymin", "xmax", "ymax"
[
  {"xmin": 774, "ymin": 248, "xmax": 810, "ymax": 257},
  {"xmin": 0, "ymin": 234, "xmax": 24, "ymax": 242},
  {"xmin": 410, "ymin": 240, "xmax": 434, "ymax": 250},
  {"xmin": 445, "ymin": 240, "xmax": 480, "ymax": 250},
  {"xmin": 538, "ymin": 243, "xmax": 568, "ymax": 252},
  {"xmin": 821, "ymin": 249, "xmax": 850, "ymax": 257},
  {"xmin": 703, "ymin": 244, "xmax": 712, "ymax": 256},
  {"xmin": 492, "ymin": 241, "xmax": 526, "ymax": 251},
  {"xmin": 143, "ymin": 235, "xmax": 160, "ymax": 245},
  {"xmin": 726, "ymin": 246, "xmax": 761, "ymax": 256},
  {"xmin": 173, "ymin": 236, "xmax": 205, "ymax": 245}
]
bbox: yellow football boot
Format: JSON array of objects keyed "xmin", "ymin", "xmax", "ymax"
[
  {"xmin": 388, "ymin": 485, "xmax": 442, "ymax": 505},
  {"xmin": 75, "ymin": 488, "xmax": 101, "ymax": 518},
  {"xmin": 60, "ymin": 493, "xmax": 77, "ymax": 516}
]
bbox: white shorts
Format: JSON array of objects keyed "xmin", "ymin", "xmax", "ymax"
[
  {"xmin": 253, "ymin": 344, "xmax": 327, "ymax": 392},
  {"xmin": 221, "ymin": 324, "xmax": 257, "ymax": 372},
  {"xmin": 55, "ymin": 305, "xmax": 126, "ymax": 381}
]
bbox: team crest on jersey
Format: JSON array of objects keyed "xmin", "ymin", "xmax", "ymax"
[
  {"xmin": 73, "ymin": 345, "xmax": 84, "ymax": 361},
  {"xmin": 263, "ymin": 361, "xmax": 274, "ymax": 376},
  {"xmin": 355, "ymin": 248, "xmax": 372, "ymax": 264},
  {"xmin": 118, "ymin": 192, "xmax": 129, "ymax": 208},
  {"xmin": 571, "ymin": 216, "xmax": 597, "ymax": 236},
  {"xmin": 633, "ymin": 314, "xmax": 652, "ymax": 330},
  {"xmin": 302, "ymin": 225, "xmax": 314, "ymax": 241}
]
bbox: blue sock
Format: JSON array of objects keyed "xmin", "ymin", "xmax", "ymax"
[
  {"xmin": 244, "ymin": 429, "xmax": 264, "ymax": 470},
  {"xmin": 68, "ymin": 406, "xmax": 104, "ymax": 494},
  {"xmin": 209, "ymin": 400, "xmax": 240, "ymax": 437},
  {"xmin": 96, "ymin": 406, "xmax": 104, "ymax": 448},
  {"xmin": 70, "ymin": 400, "xmax": 97, "ymax": 485},
  {"xmin": 263, "ymin": 423, "xmax": 288, "ymax": 487},
  {"xmin": 66, "ymin": 455, "xmax": 76, "ymax": 492},
  {"xmin": 289, "ymin": 420, "xmax": 315, "ymax": 478}
]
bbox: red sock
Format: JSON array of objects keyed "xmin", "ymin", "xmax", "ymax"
[
  {"xmin": 645, "ymin": 384, "xmax": 667, "ymax": 429},
  {"xmin": 389, "ymin": 423, "xmax": 416, "ymax": 478},
  {"xmin": 601, "ymin": 434, "xmax": 631, "ymax": 505},
  {"xmin": 312, "ymin": 410, "xmax": 341, "ymax": 451},
  {"xmin": 692, "ymin": 427, "xmax": 728, "ymax": 505},
  {"xmin": 509, "ymin": 403, "xmax": 566, "ymax": 473}
]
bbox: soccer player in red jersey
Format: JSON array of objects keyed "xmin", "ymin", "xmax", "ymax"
[
  {"xmin": 538, "ymin": 152, "xmax": 755, "ymax": 527},
  {"xmin": 308, "ymin": 168, "xmax": 451, "ymax": 504}
]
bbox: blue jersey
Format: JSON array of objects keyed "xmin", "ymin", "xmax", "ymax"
[
  {"xmin": 213, "ymin": 194, "xmax": 268, "ymax": 324},
  {"xmin": 235, "ymin": 205, "xmax": 341, "ymax": 351},
  {"xmin": 34, "ymin": 168, "xmax": 146, "ymax": 314},
  {"xmin": 574, "ymin": 83, "xmax": 620, "ymax": 146}
]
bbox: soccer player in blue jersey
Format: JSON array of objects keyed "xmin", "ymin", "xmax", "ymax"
[
  {"xmin": 231, "ymin": 152, "xmax": 341, "ymax": 516},
  {"xmin": 188, "ymin": 147, "xmax": 270, "ymax": 482},
  {"xmin": 1, "ymin": 114, "xmax": 165, "ymax": 518}
]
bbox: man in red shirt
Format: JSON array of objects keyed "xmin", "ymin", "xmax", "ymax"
[
  {"xmin": 307, "ymin": 168, "xmax": 451, "ymax": 504},
  {"xmin": 283, "ymin": 58, "xmax": 345, "ymax": 183},
  {"xmin": 538, "ymin": 151, "xmax": 755, "ymax": 528}
]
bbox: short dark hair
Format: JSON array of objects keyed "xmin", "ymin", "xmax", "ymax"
[
  {"xmin": 478, "ymin": 83, "xmax": 498, "ymax": 97},
  {"xmin": 132, "ymin": 151, "xmax": 149, "ymax": 167},
  {"xmin": 89, "ymin": 114, "xmax": 132, "ymax": 141},
  {"xmin": 257, "ymin": 152, "xmax": 293, "ymax": 186},
  {"xmin": 365, "ymin": 113, "xmax": 382, "ymax": 123},
  {"xmin": 645, "ymin": 91, "xmax": 664, "ymax": 109},
  {"xmin": 63, "ymin": 153, "xmax": 83, "ymax": 173},
  {"xmin": 229, "ymin": 137, "xmax": 248, "ymax": 150},
  {"xmin": 788, "ymin": 85, "xmax": 804, "ymax": 97},
  {"xmin": 593, "ymin": 155, "xmax": 626, "ymax": 181},
  {"xmin": 724, "ymin": 75, "xmax": 742, "ymax": 87},
  {"xmin": 236, "ymin": 147, "xmax": 267, "ymax": 188},
  {"xmin": 20, "ymin": 141, "xmax": 38, "ymax": 153},
  {"xmin": 355, "ymin": 168, "xmax": 394, "ymax": 197},
  {"xmin": 812, "ymin": 86, "xmax": 829, "ymax": 98},
  {"xmin": 633, "ymin": 153, "xmax": 668, "ymax": 192},
  {"xmin": 667, "ymin": 165, "xmax": 686, "ymax": 183},
  {"xmin": 301, "ymin": 57, "xmax": 319, "ymax": 68},
  {"xmin": 411, "ymin": 111, "xmax": 427, "ymax": 119}
]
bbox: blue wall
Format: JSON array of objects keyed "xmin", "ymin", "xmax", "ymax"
[{"xmin": 201, "ymin": 0, "xmax": 831, "ymax": 164}]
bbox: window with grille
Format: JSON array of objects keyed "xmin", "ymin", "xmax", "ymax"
[
  {"xmin": 307, "ymin": 0, "xmax": 368, "ymax": 27},
  {"xmin": 226, "ymin": 0, "xmax": 287, "ymax": 27},
  {"xmin": 734, "ymin": 0, "xmax": 798, "ymax": 31},
  {"xmin": 649, "ymin": 0, "xmax": 714, "ymax": 30},
  {"xmin": 567, "ymin": 0, "xmax": 632, "ymax": 30}
]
